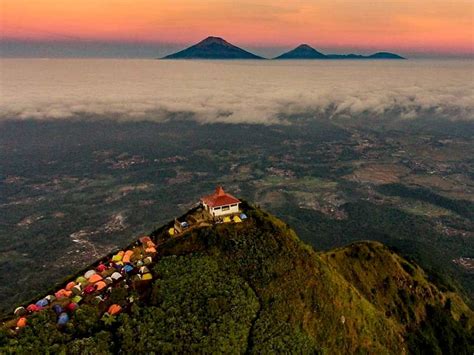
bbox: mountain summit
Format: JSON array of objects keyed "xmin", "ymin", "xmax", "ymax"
[
  {"xmin": 2, "ymin": 202, "xmax": 472, "ymax": 353},
  {"xmin": 162, "ymin": 36, "xmax": 263, "ymax": 59},
  {"xmin": 275, "ymin": 44, "xmax": 327, "ymax": 59}
]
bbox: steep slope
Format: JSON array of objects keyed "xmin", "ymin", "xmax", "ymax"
[
  {"xmin": 274, "ymin": 44, "xmax": 327, "ymax": 59},
  {"xmin": 1, "ymin": 204, "xmax": 472, "ymax": 353},
  {"xmin": 162, "ymin": 36, "xmax": 263, "ymax": 59}
]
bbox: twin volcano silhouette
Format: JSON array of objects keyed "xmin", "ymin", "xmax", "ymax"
[{"xmin": 162, "ymin": 36, "xmax": 405, "ymax": 60}]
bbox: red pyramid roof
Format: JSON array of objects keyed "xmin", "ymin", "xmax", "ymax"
[{"xmin": 201, "ymin": 186, "xmax": 240, "ymax": 208}]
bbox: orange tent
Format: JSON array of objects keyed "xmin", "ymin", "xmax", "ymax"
[
  {"xmin": 146, "ymin": 240, "xmax": 156, "ymax": 248},
  {"xmin": 65, "ymin": 281, "xmax": 76, "ymax": 291},
  {"xmin": 108, "ymin": 304, "xmax": 122, "ymax": 315},
  {"xmin": 88, "ymin": 274, "xmax": 103, "ymax": 283},
  {"xmin": 145, "ymin": 247, "xmax": 157, "ymax": 254},
  {"xmin": 16, "ymin": 317, "xmax": 27, "ymax": 328},
  {"xmin": 122, "ymin": 250, "xmax": 134, "ymax": 263},
  {"xmin": 95, "ymin": 281, "xmax": 107, "ymax": 291},
  {"xmin": 55, "ymin": 289, "xmax": 72, "ymax": 299}
]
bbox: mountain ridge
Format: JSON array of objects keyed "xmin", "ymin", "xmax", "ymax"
[
  {"xmin": 1, "ymin": 203, "xmax": 471, "ymax": 353},
  {"xmin": 275, "ymin": 44, "xmax": 405, "ymax": 60},
  {"xmin": 162, "ymin": 37, "xmax": 406, "ymax": 60}
]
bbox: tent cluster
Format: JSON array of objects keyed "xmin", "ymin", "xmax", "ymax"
[
  {"xmin": 11, "ymin": 236, "xmax": 158, "ymax": 330},
  {"xmin": 219, "ymin": 213, "xmax": 247, "ymax": 224},
  {"xmin": 168, "ymin": 213, "xmax": 248, "ymax": 236}
]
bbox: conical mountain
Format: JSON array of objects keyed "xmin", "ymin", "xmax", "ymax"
[
  {"xmin": 274, "ymin": 44, "xmax": 327, "ymax": 59},
  {"xmin": 162, "ymin": 36, "xmax": 264, "ymax": 59}
]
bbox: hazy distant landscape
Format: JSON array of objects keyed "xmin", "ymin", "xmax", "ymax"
[{"xmin": 0, "ymin": 59, "xmax": 473, "ymax": 316}]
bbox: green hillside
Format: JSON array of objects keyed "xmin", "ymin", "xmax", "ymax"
[{"xmin": 1, "ymin": 204, "xmax": 473, "ymax": 353}]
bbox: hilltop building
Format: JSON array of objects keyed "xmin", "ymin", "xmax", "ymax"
[{"xmin": 201, "ymin": 186, "xmax": 240, "ymax": 217}]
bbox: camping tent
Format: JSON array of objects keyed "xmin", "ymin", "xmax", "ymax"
[
  {"xmin": 108, "ymin": 304, "xmax": 122, "ymax": 315},
  {"xmin": 16, "ymin": 317, "xmax": 27, "ymax": 328},
  {"xmin": 71, "ymin": 295, "xmax": 82, "ymax": 304},
  {"xmin": 45, "ymin": 295, "xmax": 56, "ymax": 303},
  {"xmin": 88, "ymin": 274, "xmax": 103, "ymax": 283},
  {"xmin": 111, "ymin": 272, "xmax": 122, "ymax": 281},
  {"xmin": 55, "ymin": 289, "xmax": 72, "ymax": 299},
  {"xmin": 27, "ymin": 304, "xmax": 41, "ymax": 312},
  {"xmin": 145, "ymin": 247, "xmax": 157, "ymax": 254},
  {"xmin": 93, "ymin": 296, "xmax": 104, "ymax": 305},
  {"xmin": 57, "ymin": 313, "xmax": 69, "ymax": 326},
  {"xmin": 96, "ymin": 264, "xmax": 107, "ymax": 272},
  {"xmin": 72, "ymin": 285, "xmax": 82, "ymax": 295},
  {"xmin": 122, "ymin": 250, "xmax": 134, "ymax": 263},
  {"xmin": 112, "ymin": 254, "xmax": 123, "ymax": 262},
  {"xmin": 84, "ymin": 285, "xmax": 96, "ymax": 294},
  {"xmin": 76, "ymin": 276, "xmax": 88, "ymax": 285},
  {"xmin": 142, "ymin": 273, "xmax": 153, "ymax": 281},
  {"xmin": 66, "ymin": 303, "xmax": 78, "ymax": 312},
  {"xmin": 84, "ymin": 270, "xmax": 96, "ymax": 279},
  {"xmin": 35, "ymin": 299, "xmax": 48, "ymax": 308},
  {"xmin": 123, "ymin": 265, "xmax": 134, "ymax": 273},
  {"xmin": 96, "ymin": 281, "xmax": 107, "ymax": 291},
  {"xmin": 14, "ymin": 307, "xmax": 26, "ymax": 317},
  {"xmin": 65, "ymin": 281, "xmax": 76, "ymax": 291},
  {"xmin": 104, "ymin": 277, "xmax": 113, "ymax": 284},
  {"xmin": 139, "ymin": 266, "xmax": 150, "ymax": 274}
]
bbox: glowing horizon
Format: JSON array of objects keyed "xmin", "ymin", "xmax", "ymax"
[{"xmin": 2, "ymin": 0, "xmax": 473, "ymax": 56}]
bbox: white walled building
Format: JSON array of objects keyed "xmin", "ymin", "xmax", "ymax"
[{"xmin": 201, "ymin": 186, "xmax": 240, "ymax": 217}]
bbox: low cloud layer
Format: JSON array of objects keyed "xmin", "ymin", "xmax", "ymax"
[{"xmin": 1, "ymin": 59, "xmax": 473, "ymax": 124}]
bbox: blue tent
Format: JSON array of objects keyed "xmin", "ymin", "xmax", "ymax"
[
  {"xmin": 53, "ymin": 305, "xmax": 63, "ymax": 315},
  {"xmin": 123, "ymin": 265, "xmax": 134, "ymax": 273},
  {"xmin": 57, "ymin": 312, "xmax": 69, "ymax": 326},
  {"xmin": 240, "ymin": 213, "xmax": 248, "ymax": 220},
  {"xmin": 35, "ymin": 299, "xmax": 48, "ymax": 308}
]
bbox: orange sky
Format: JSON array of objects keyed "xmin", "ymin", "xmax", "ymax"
[{"xmin": 1, "ymin": 0, "xmax": 473, "ymax": 54}]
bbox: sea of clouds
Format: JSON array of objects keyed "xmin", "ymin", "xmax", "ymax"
[{"xmin": 1, "ymin": 59, "xmax": 473, "ymax": 124}]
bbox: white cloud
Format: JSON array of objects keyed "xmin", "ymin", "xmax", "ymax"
[{"xmin": 0, "ymin": 59, "xmax": 473, "ymax": 124}]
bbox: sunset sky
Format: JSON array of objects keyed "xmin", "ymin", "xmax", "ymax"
[{"xmin": 1, "ymin": 0, "xmax": 473, "ymax": 57}]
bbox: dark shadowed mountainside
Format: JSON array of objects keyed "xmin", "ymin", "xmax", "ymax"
[{"xmin": 162, "ymin": 36, "xmax": 263, "ymax": 59}]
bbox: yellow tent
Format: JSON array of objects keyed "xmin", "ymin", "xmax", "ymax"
[
  {"xmin": 142, "ymin": 273, "xmax": 153, "ymax": 281},
  {"xmin": 112, "ymin": 254, "xmax": 123, "ymax": 262},
  {"xmin": 233, "ymin": 216, "xmax": 242, "ymax": 223},
  {"xmin": 223, "ymin": 216, "xmax": 231, "ymax": 223},
  {"xmin": 168, "ymin": 228, "xmax": 175, "ymax": 236}
]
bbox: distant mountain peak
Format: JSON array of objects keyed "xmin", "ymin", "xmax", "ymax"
[
  {"xmin": 274, "ymin": 44, "xmax": 327, "ymax": 59},
  {"xmin": 296, "ymin": 44, "xmax": 312, "ymax": 49},
  {"xmin": 198, "ymin": 36, "xmax": 228, "ymax": 44},
  {"xmin": 162, "ymin": 36, "xmax": 263, "ymax": 60}
]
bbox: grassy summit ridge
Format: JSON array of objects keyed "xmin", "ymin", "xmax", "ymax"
[{"xmin": 1, "ymin": 204, "xmax": 472, "ymax": 353}]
